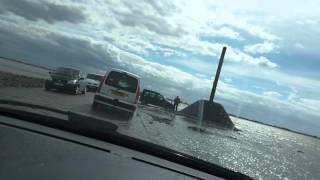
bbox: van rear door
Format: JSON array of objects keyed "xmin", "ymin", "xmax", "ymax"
[{"xmin": 100, "ymin": 71, "xmax": 138, "ymax": 104}]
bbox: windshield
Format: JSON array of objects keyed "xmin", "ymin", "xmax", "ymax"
[
  {"xmin": 87, "ymin": 74, "xmax": 103, "ymax": 81},
  {"xmin": 0, "ymin": 0, "xmax": 320, "ymax": 179},
  {"xmin": 105, "ymin": 71, "xmax": 138, "ymax": 93},
  {"xmin": 54, "ymin": 67, "xmax": 80, "ymax": 77}
]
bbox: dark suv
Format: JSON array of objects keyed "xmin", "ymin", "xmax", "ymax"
[
  {"xmin": 45, "ymin": 67, "xmax": 87, "ymax": 95},
  {"xmin": 140, "ymin": 89, "xmax": 174, "ymax": 111}
]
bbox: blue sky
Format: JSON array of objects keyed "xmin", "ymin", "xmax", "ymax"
[{"xmin": 0, "ymin": 0, "xmax": 320, "ymax": 136}]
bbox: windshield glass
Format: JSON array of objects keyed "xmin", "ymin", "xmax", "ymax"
[
  {"xmin": 0, "ymin": 0, "xmax": 319, "ymax": 179},
  {"xmin": 54, "ymin": 67, "xmax": 80, "ymax": 77},
  {"xmin": 105, "ymin": 71, "xmax": 138, "ymax": 93},
  {"xmin": 87, "ymin": 74, "xmax": 103, "ymax": 81}
]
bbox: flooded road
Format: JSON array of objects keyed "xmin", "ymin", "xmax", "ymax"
[
  {"xmin": 122, "ymin": 107, "xmax": 320, "ymax": 180},
  {"xmin": 1, "ymin": 87, "xmax": 319, "ymax": 179}
]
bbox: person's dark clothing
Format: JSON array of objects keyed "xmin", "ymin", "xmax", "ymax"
[{"xmin": 173, "ymin": 97, "xmax": 181, "ymax": 111}]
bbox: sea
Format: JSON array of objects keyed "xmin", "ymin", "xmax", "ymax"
[{"xmin": 119, "ymin": 106, "xmax": 320, "ymax": 180}]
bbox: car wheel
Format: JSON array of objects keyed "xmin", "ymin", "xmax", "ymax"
[
  {"xmin": 92, "ymin": 101, "xmax": 101, "ymax": 110},
  {"xmin": 81, "ymin": 87, "xmax": 86, "ymax": 95},
  {"xmin": 45, "ymin": 85, "xmax": 51, "ymax": 91},
  {"xmin": 92, "ymin": 101, "xmax": 97, "ymax": 109},
  {"xmin": 124, "ymin": 111, "xmax": 134, "ymax": 119},
  {"xmin": 45, "ymin": 83, "xmax": 51, "ymax": 91}
]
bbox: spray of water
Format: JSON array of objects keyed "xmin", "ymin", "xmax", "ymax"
[{"xmin": 197, "ymin": 100, "xmax": 204, "ymax": 131}]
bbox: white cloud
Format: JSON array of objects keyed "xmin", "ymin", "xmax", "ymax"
[
  {"xmin": 171, "ymin": 58, "xmax": 215, "ymax": 73},
  {"xmin": 244, "ymin": 42, "xmax": 275, "ymax": 54},
  {"xmin": 202, "ymin": 27, "xmax": 244, "ymax": 40},
  {"xmin": 156, "ymin": 47, "xmax": 187, "ymax": 57},
  {"xmin": 116, "ymin": 50, "xmax": 213, "ymax": 92},
  {"xmin": 224, "ymin": 78, "xmax": 233, "ymax": 83},
  {"xmin": 298, "ymin": 98, "xmax": 320, "ymax": 113},
  {"xmin": 296, "ymin": 19, "xmax": 318, "ymax": 26},
  {"xmin": 294, "ymin": 43, "xmax": 304, "ymax": 49},
  {"xmin": 287, "ymin": 92, "xmax": 298, "ymax": 101},
  {"xmin": 216, "ymin": 81, "xmax": 320, "ymax": 119},
  {"xmin": 227, "ymin": 48, "xmax": 277, "ymax": 68},
  {"xmin": 1, "ymin": 0, "xmax": 320, "ymax": 135},
  {"xmin": 224, "ymin": 64, "xmax": 320, "ymax": 95},
  {"xmin": 66, "ymin": 0, "xmax": 280, "ymax": 68},
  {"xmin": 0, "ymin": 0, "xmax": 86, "ymax": 24},
  {"xmin": 195, "ymin": 73, "xmax": 207, "ymax": 78},
  {"xmin": 200, "ymin": 8, "xmax": 279, "ymax": 42},
  {"xmin": 263, "ymin": 91, "xmax": 283, "ymax": 99}
]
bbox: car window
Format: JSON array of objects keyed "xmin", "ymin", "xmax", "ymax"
[
  {"xmin": 55, "ymin": 67, "xmax": 80, "ymax": 77},
  {"xmin": 150, "ymin": 92, "xmax": 156, "ymax": 98},
  {"xmin": 144, "ymin": 91, "xmax": 150, "ymax": 96},
  {"xmin": 87, "ymin": 74, "xmax": 103, "ymax": 81},
  {"xmin": 105, "ymin": 71, "xmax": 138, "ymax": 93},
  {"xmin": 158, "ymin": 95, "xmax": 164, "ymax": 101}
]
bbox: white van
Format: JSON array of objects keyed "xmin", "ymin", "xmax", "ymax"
[{"xmin": 93, "ymin": 69, "xmax": 140, "ymax": 117}]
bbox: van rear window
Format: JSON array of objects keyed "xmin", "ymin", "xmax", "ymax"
[{"xmin": 105, "ymin": 71, "xmax": 138, "ymax": 93}]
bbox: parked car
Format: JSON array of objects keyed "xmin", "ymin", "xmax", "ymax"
[
  {"xmin": 45, "ymin": 67, "xmax": 87, "ymax": 95},
  {"xmin": 92, "ymin": 69, "xmax": 140, "ymax": 118},
  {"xmin": 140, "ymin": 89, "xmax": 174, "ymax": 111},
  {"xmin": 85, "ymin": 73, "xmax": 104, "ymax": 92}
]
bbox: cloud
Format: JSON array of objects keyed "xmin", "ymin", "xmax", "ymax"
[
  {"xmin": 294, "ymin": 43, "xmax": 304, "ymax": 49},
  {"xmin": 195, "ymin": 73, "xmax": 207, "ymax": 78},
  {"xmin": 224, "ymin": 78, "xmax": 233, "ymax": 83},
  {"xmin": 137, "ymin": 0, "xmax": 178, "ymax": 17},
  {"xmin": 108, "ymin": 0, "xmax": 185, "ymax": 37},
  {"xmin": 223, "ymin": 64, "xmax": 320, "ymax": 95},
  {"xmin": 0, "ymin": 0, "xmax": 86, "ymax": 24},
  {"xmin": 0, "ymin": 23, "xmax": 212, "ymax": 100},
  {"xmin": 117, "ymin": 51, "xmax": 213, "ymax": 92},
  {"xmin": 76, "ymin": 0, "xmax": 279, "ymax": 68},
  {"xmin": 1, "ymin": 0, "xmax": 320, "ymax": 136},
  {"xmin": 296, "ymin": 19, "xmax": 318, "ymax": 26},
  {"xmin": 215, "ymin": 83, "xmax": 320, "ymax": 136},
  {"xmin": 202, "ymin": 27, "xmax": 244, "ymax": 40},
  {"xmin": 171, "ymin": 58, "xmax": 215, "ymax": 74},
  {"xmin": 157, "ymin": 47, "xmax": 187, "ymax": 57},
  {"xmin": 244, "ymin": 42, "xmax": 275, "ymax": 54},
  {"xmin": 219, "ymin": 94, "xmax": 320, "ymax": 136},
  {"xmin": 227, "ymin": 48, "xmax": 277, "ymax": 68},
  {"xmin": 298, "ymin": 98, "xmax": 320, "ymax": 113},
  {"xmin": 262, "ymin": 91, "xmax": 282, "ymax": 99}
]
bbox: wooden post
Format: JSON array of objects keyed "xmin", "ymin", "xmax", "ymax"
[{"xmin": 209, "ymin": 47, "xmax": 227, "ymax": 103}]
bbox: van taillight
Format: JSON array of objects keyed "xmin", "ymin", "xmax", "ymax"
[
  {"xmin": 134, "ymin": 85, "xmax": 140, "ymax": 104},
  {"xmin": 97, "ymin": 75, "xmax": 107, "ymax": 93}
]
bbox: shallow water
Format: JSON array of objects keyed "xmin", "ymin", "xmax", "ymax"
[{"xmin": 121, "ymin": 109, "xmax": 320, "ymax": 180}]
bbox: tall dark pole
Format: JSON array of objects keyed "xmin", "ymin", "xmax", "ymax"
[{"xmin": 209, "ymin": 46, "xmax": 227, "ymax": 103}]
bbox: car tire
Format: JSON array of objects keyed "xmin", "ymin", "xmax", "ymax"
[
  {"xmin": 45, "ymin": 82, "xmax": 51, "ymax": 91},
  {"xmin": 92, "ymin": 101, "xmax": 98, "ymax": 110},
  {"xmin": 124, "ymin": 111, "xmax": 134, "ymax": 119},
  {"xmin": 81, "ymin": 87, "xmax": 86, "ymax": 95}
]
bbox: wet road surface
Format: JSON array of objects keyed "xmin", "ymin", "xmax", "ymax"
[{"xmin": 1, "ymin": 87, "xmax": 320, "ymax": 180}]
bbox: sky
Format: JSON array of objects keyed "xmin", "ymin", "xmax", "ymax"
[{"xmin": 0, "ymin": 0, "xmax": 320, "ymax": 136}]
